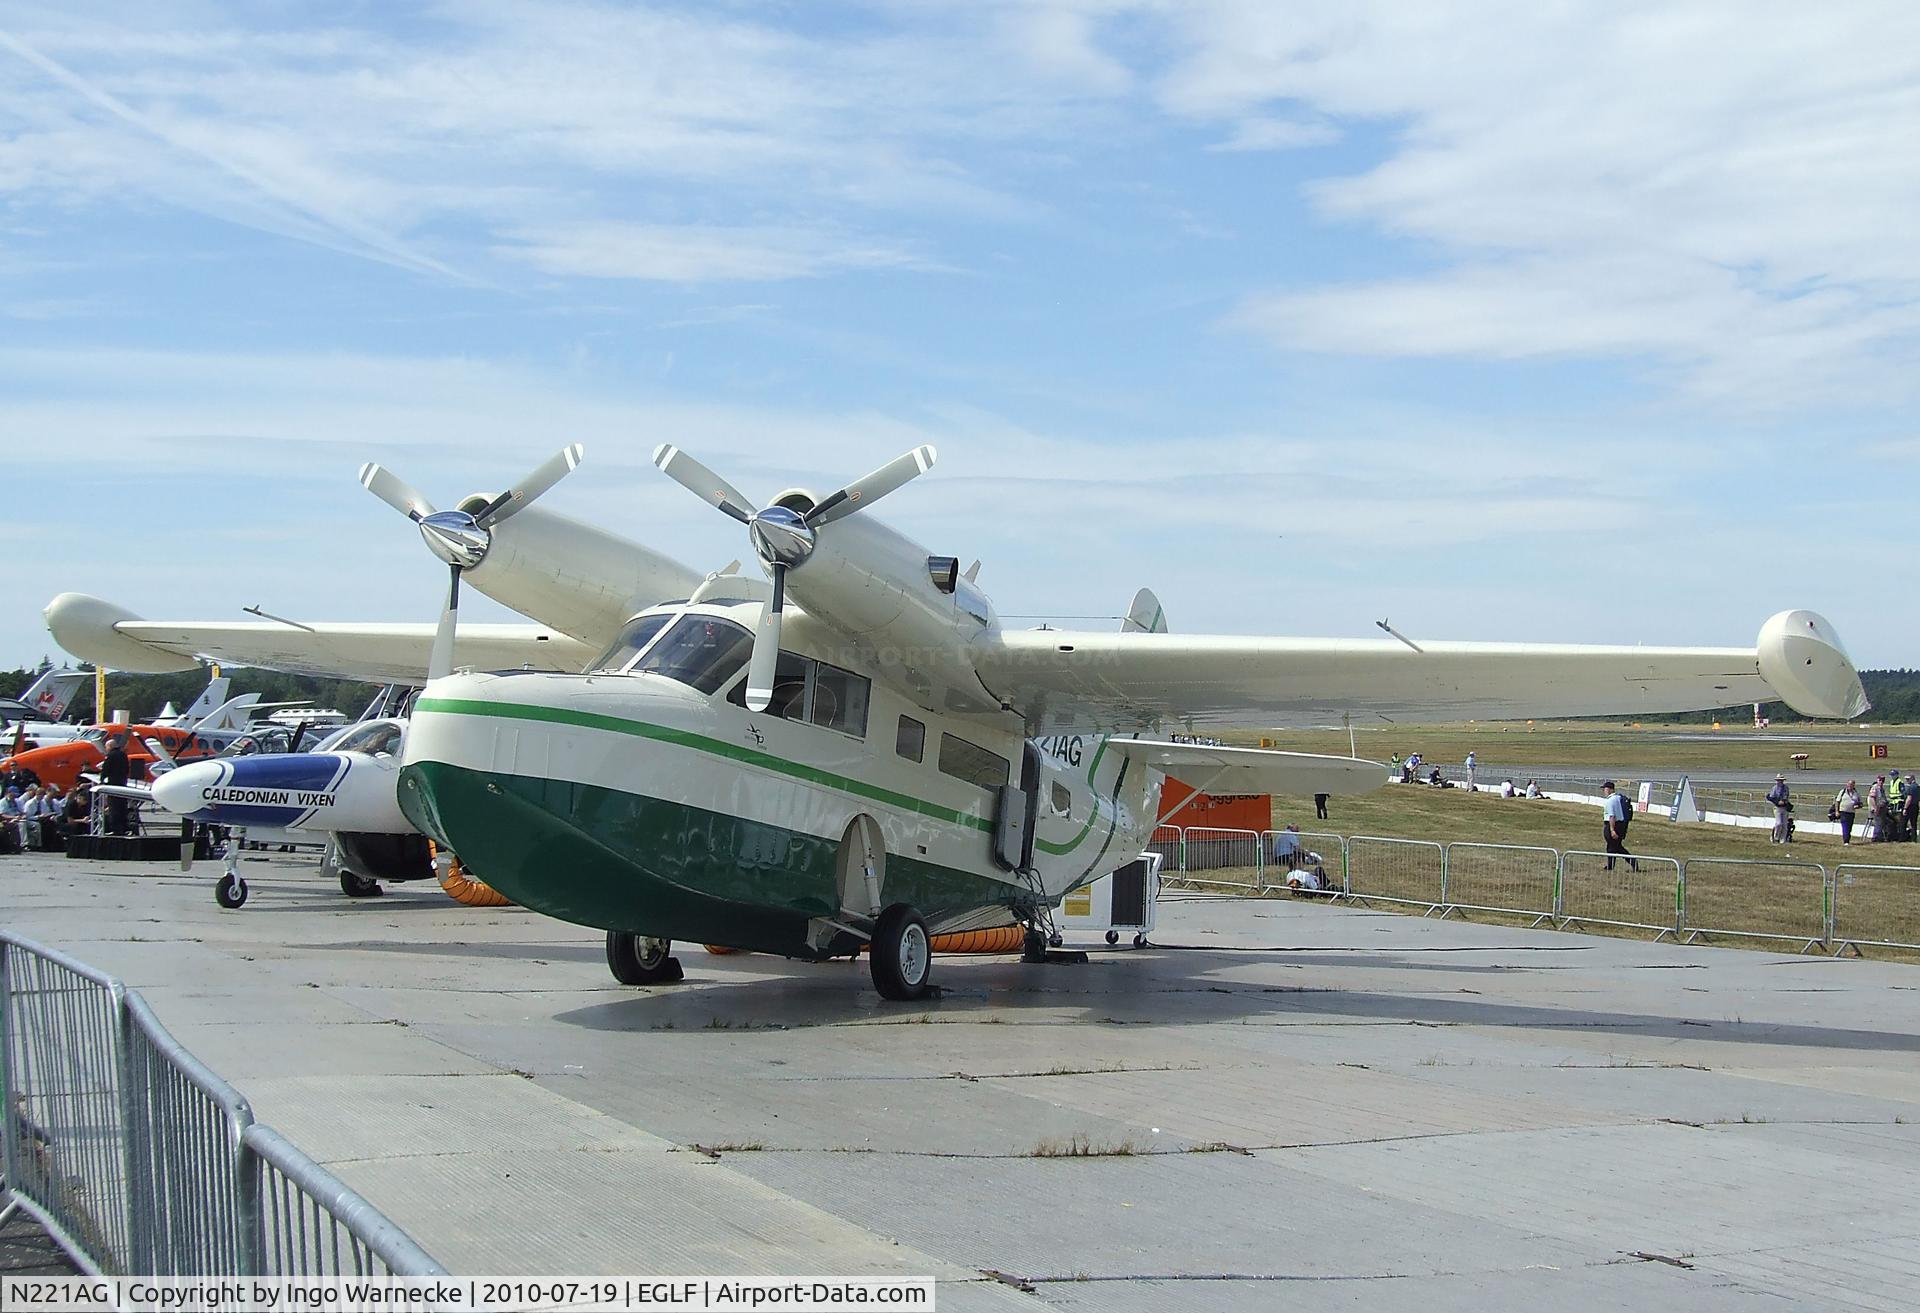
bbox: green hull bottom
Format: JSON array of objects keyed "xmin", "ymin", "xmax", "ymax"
[{"xmin": 399, "ymin": 761, "xmax": 1018, "ymax": 959}]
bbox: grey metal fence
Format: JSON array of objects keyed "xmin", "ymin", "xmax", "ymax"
[
  {"xmin": 1831, "ymin": 864, "xmax": 1920, "ymax": 956},
  {"xmin": 1539, "ymin": 850, "xmax": 1683, "ymax": 938},
  {"xmin": 1347, "ymin": 836, "xmax": 1446, "ymax": 911},
  {"xmin": 1177, "ymin": 827, "xmax": 1263, "ymax": 891},
  {"xmin": 1142, "ymin": 826, "xmax": 1920, "ymax": 956},
  {"xmin": 1678, "ymin": 858, "xmax": 1829, "ymax": 952},
  {"xmin": 0, "ymin": 931, "xmax": 445, "ymax": 1281},
  {"xmin": 1259, "ymin": 830, "xmax": 1346, "ymax": 895},
  {"xmin": 0, "ymin": 938, "xmax": 131, "ymax": 1271},
  {"xmin": 1442, "ymin": 842, "xmax": 1558, "ymax": 924}
]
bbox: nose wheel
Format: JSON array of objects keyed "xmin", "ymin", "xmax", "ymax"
[
  {"xmin": 869, "ymin": 904, "xmax": 933, "ymax": 1001},
  {"xmin": 606, "ymin": 932, "xmax": 685, "ymax": 985},
  {"xmin": 214, "ymin": 872, "xmax": 248, "ymax": 908}
]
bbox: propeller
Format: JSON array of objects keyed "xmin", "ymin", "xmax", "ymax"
[
  {"xmin": 651, "ymin": 443, "xmax": 936, "ymax": 710},
  {"xmin": 357, "ymin": 445, "xmax": 585, "ymax": 680}
]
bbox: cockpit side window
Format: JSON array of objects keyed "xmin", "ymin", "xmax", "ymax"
[
  {"xmin": 588, "ymin": 613, "xmax": 673, "ymax": 674},
  {"xmin": 634, "ymin": 617, "xmax": 755, "ymax": 694},
  {"xmin": 331, "ymin": 721, "xmax": 404, "ymax": 756}
]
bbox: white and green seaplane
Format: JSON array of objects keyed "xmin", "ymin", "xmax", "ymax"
[{"xmin": 47, "ymin": 445, "xmax": 1868, "ymax": 1000}]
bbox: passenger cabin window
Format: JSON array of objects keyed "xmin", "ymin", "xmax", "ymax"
[
  {"xmin": 896, "ymin": 716, "xmax": 925, "ymax": 763},
  {"xmin": 939, "ymin": 733, "xmax": 1009, "ymax": 792},
  {"xmin": 634, "ymin": 617, "xmax": 754, "ymax": 694},
  {"xmin": 1050, "ymin": 781, "xmax": 1072, "ymax": 814},
  {"xmin": 589, "ymin": 613, "xmax": 672, "ymax": 673},
  {"xmin": 726, "ymin": 653, "xmax": 871, "ymax": 739},
  {"xmin": 810, "ymin": 662, "xmax": 869, "ymax": 738}
]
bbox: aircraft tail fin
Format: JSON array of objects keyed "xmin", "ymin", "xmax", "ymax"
[
  {"xmin": 17, "ymin": 668, "xmax": 88, "ymax": 720},
  {"xmin": 188, "ymin": 692, "xmax": 262, "ymax": 732},
  {"xmin": 176, "ymin": 676, "xmax": 232, "ymax": 724},
  {"xmin": 1121, "ymin": 588, "xmax": 1168, "ymax": 634}
]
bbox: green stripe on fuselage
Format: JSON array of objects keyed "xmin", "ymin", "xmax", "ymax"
[
  {"xmin": 399, "ymin": 760, "xmax": 1018, "ymax": 958},
  {"xmin": 414, "ymin": 695, "xmax": 995, "ymax": 833}
]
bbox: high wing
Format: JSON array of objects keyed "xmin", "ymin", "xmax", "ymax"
[
  {"xmin": 1107, "ymin": 742, "xmax": 1385, "ymax": 795},
  {"xmin": 974, "ymin": 610, "xmax": 1867, "ymax": 732},
  {"xmin": 46, "ymin": 593, "xmax": 594, "ymax": 685}
]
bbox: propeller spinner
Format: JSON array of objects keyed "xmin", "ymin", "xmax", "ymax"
[
  {"xmin": 652, "ymin": 443, "xmax": 936, "ymax": 710},
  {"xmin": 358, "ymin": 444, "xmax": 585, "ymax": 680}
]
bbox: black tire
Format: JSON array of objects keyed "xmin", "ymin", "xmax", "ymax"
[
  {"xmin": 340, "ymin": 871, "xmax": 383, "ymax": 898},
  {"xmin": 1132, "ymin": 933, "xmax": 1148, "ymax": 948},
  {"xmin": 1105, "ymin": 930, "xmax": 1119, "ymax": 945},
  {"xmin": 215, "ymin": 874, "xmax": 248, "ymax": 909},
  {"xmin": 606, "ymin": 932, "xmax": 683, "ymax": 985},
  {"xmin": 869, "ymin": 904, "xmax": 932, "ymax": 1001}
]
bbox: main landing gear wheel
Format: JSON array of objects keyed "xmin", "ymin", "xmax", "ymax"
[
  {"xmin": 606, "ymin": 932, "xmax": 685, "ymax": 986},
  {"xmin": 339, "ymin": 872, "xmax": 383, "ymax": 898},
  {"xmin": 869, "ymin": 904, "xmax": 932, "ymax": 1002},
  {"xmin": 215, "ymin": 873, "xmax": 248, "ymax": 909}
]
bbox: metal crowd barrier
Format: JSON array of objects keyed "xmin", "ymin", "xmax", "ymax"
[
  {"xmin": 1257, "ymin": 830, "xmax": 1346, "ymax": 894},
  {"xmin": 1678, "ymin": 857, "xmax": 1828, "ymax": 953},
  {"xmin": 1441, "ymin": 842, "xmax": 1559, "ymax": 926},
  {"xmin": 1831, "ymin": 864, "xmax": 1920, "ymax": 956},
  {"xmin": 0, "ymin": 931, "xmax": 445, "ymax": 1282},
  {"xmin": 1178, "ymin": 827, "xmax": 1264, "ymax": 891},
  {"xmin": 1147, "ymin": 825, "xmax": 1920, "ymax": 956},
  {"xmin": 1346, "ymin": 836, "xmax": 1445, "ymax": 912}
]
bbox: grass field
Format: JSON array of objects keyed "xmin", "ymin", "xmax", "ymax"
[{"xmin": 1160, "ymin": 721, "xmax": 1920, "ymax": 959}]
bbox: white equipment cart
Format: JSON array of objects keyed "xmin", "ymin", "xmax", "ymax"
[{"xmin": 1055, "ymin": 852, "xmax": 1162, "ymax": 947}]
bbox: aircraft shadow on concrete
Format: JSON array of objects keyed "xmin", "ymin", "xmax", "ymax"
[{"xmin": 537, "ymin": 947, "xmax": 1920, "ymax": 1054}]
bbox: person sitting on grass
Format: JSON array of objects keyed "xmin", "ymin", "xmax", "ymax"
[{"xmin": 1524, "ymin": 779, "xmax": 1542, "ymax": 799}]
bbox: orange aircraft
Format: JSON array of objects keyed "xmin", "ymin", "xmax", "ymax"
[{"xmin": 1, "ymin": 724, "xmax": 225, "ymax": 793}]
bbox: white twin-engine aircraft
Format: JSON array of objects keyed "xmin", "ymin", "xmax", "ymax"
[{"xmin": 47, "ymin": 445, "xmax": 1867, "ymax": 1000}]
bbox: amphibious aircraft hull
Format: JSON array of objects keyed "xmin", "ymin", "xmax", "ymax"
[{"xmin": 397, "ymin": 676, "xmax": 1051, "ymax": 958}]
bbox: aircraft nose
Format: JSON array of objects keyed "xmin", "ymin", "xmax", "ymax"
[{"xmin": 151, "ymin": 758, "xmax": 223, "ymax": 815}]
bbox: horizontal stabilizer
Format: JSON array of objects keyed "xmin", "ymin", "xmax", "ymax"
[{"xmin": 1108, "ymin": 740, "xmax": 1385, "ymax": 796}]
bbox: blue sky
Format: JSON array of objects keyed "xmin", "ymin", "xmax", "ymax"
[{"xmin": 2, "ymin": 1, "xmax": 1915, "ymax": 675}]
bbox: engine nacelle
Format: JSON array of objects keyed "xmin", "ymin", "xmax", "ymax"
[
  {"xmin": 778, "ymin": 508, "xmax": 1003, "ymax": 714},
  {"xmin": 455, "ymin": 503, "xmax": 705, "ymax": 651}
]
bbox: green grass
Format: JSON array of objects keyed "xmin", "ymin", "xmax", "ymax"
[{"xmin": 1159, "ymin": 726, "xmax": 1920, "ymax": 957}]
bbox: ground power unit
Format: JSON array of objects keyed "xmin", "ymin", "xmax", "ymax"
[{"xmin": 1055, "ymin": 852, "xmax": 1162, "ymax": 946}]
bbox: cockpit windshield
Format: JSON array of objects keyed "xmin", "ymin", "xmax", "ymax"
[
  {"xmin": 331, "ymin": 721, "xmax": 405, "ymax": 757},
  {"xmin": 589, "ymin": 613, "xmax": 672, "ymax": 674},
  {"xmin": 633, "ymin": 616, "xmax": 754, "ymax": 695}
]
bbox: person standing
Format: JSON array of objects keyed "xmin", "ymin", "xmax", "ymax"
[
  {"xmin": 1888, "ymin": 770, "xmax": 1908, "ymax": 841},
  {"xmin": 1834, "ymin": 780, "xmax": 1862, "ymax": 845},
  {"xmin": 1868, "ymin": 774, "xmax": 1889, "ymax": 841},
  {"xmin": 1766, "ymin": 773, "xmax": 1792, "ymax": 843},
  {"xmin": 1313, "ymin": 792, "xmax": 1329, "ymax": 821},
  {"xmin": 101, "ymin": 732, "xmax": 131, "ymax": 836},
  {"xmin": 1601, "ymin": 782, "xmax": 1638, "ymax": 872},
  {"xmin": 1464, "ymin": 751, "xmax": 1477, "ymax": 789}
]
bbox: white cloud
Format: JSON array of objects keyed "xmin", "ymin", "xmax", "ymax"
[{"xmin": 1146, "ymin": 0, "xmax": 1920, "ymax": 403}]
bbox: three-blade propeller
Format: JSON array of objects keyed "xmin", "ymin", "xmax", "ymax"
[
  {"xmin": 652, "ymin": 443, "xmax": 936, "ymax": 710},
  {"xmin": 358, "ymin": 444, "xmax": 585, "ymax": 681}
]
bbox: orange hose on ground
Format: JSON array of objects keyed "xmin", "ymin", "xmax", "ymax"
[
  {"xmin": 427, "ymin": 842, "xmax": 514, "ymax": 908},
  {"xmin": 706, "ymin": 926, "xmax": 1026, "ymax": 956}
]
